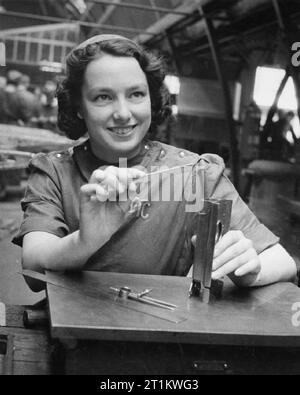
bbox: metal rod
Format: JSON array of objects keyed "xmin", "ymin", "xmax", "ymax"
[
  {"xmin": 128, "ymin": 294, "xmax": 175, "ymax": 311},
  {"xmin": 195, "ymin": 2, "xmax": 240, "ymax": 192},
  {"xmin": 136, "ymin": 162, "xmax": 197, "ymax": 184},
  {"xmin": 110, "ymin": 287, "xmax": 176, "ymax": 311},
  {"xmin": 87, "ymin": 0, "xmax": 190, "ymax": 16},
  {"xmin": 140, "ymin": 295, "xmax": 177, "ymax": 309},
  {"xmin": 0, "ymin": 10, "xmax": 155, "ymax": 36},
  {"xmin": 272, "ymin": 0, "xmax": 285, "ymax": 30}
]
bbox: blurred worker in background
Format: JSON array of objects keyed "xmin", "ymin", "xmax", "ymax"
[
  {"xmin": 260, "ymin": 109, "xmax": 299, "ymax": 163},
  {"xmin": 0, "ymin": 70, "xmax": 41, "ymax": 126}
]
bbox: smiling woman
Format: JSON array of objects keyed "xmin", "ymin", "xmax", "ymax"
[
  {"xmin": 12, "ymin": 34, "xmax": 297, "ymax": 292},
  {"xmin": 79, "ymin": 54, "xmax": 152, "ymax": 163},
  {"xmin": 56, "ymin": 35, "xmax": 170, "ymax": 142}
]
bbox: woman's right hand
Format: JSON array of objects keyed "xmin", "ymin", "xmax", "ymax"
[{"xmin": 79, "ymin": 166, "xmax": 146, "ymax": 252}]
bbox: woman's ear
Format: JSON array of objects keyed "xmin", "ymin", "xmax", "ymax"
[{"xmin": 77, "ymin": 111, "xmax": 83, "ymax": 120}]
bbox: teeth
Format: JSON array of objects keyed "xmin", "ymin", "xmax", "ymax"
[{"xmin": 110, "ymin": 127, "xmax": 134, "ymax": 135}]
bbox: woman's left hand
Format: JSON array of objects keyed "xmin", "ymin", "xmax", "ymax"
[
  {"xmin": 212, "ymin": 230, "xmax": 261, "ymax": 286},
  {"xmin": 192, "ymin": 230, "xmax": 261, "ymax": 286}
]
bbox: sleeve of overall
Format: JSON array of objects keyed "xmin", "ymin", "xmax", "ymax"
[
  {"xmin": 12, "ymin": 153, "xmax": 69, "ymax": 247},
  {"xmin": 201, "ymin": 153, "xmax": 279, "ymax": 254}
]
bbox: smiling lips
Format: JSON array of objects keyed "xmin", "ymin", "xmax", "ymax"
[{"xmin": 107, "ymin": 125, "xmax": 137, "ymax": 136}]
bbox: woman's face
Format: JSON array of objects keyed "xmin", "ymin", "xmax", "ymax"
[{"xmin": 80, "ymin": 54, "xmax": 152, "ymax": 162}]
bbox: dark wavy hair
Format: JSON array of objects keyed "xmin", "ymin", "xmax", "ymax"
[{"xmin": 56, "ymin": 38, "xmax": 171, "ymax": 140}]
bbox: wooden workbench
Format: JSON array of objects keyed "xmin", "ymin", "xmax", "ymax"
[{"xmin": 45, "ymin": 271, "xmax": 300, "ymax": 375}]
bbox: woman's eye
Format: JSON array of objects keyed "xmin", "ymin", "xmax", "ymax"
[
  {"xmin": 130, "ymin": 91, "xmax": 145, "ymax": 99},
  {"xmin": 95, "ymin": 94, "xmax": 111, "ymax": 102}
]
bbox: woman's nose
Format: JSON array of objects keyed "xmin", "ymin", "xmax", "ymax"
[{"xmin": 112, "ymin": 99, "xmax": 131, "ymax": 123}]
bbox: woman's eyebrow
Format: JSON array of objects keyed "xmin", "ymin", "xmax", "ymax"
[
  {"xmin": 127, "ymin": 84, "xmax": 148, "ymax": 91},
  {"xmin": 87, "ymin": 84, "xmax": 148, "ymax": 95},
  {"xmin": 88, "ymin": 87, "xmax": 113, "ymax": 94}
]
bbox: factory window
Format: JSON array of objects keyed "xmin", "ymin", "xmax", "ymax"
[{"xmin": 253, "ymin": 66, "xmax": 299, "ymax": 136}]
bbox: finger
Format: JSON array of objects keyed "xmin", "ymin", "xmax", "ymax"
[
  {"xmin": 128, "ymin": 181, "xmax": 137, "ymax": 194},
  {"xmin": 90, "ymin": 166, "xmax": 121, "ymax": 185},
  {"xmin": 234, "ymin": 259, "xmax": 261, "ymax": 277},
  {"xmin": 212, "ymin": 250, "xmax": 251, "ymax": 280},
  {"xmin": 213, "ymin": 238, "xmax": 253, "ymax": 271},
  {"xmin": 214, "ymin": 230, "xmax": 244, "ymax": 258},
  {"xmin": 101, "ymin": 173, "xmax": 125, "ymax": 197},
  {"xmin": 118, "ymin": 184, "xmax": 135, "ymax": 202},
  {"xmin": 214, "ymin": 230, "xmax": 248, "ymax": 259},
  {"xmin": 122, "ymin": 181, "xmax": 138, "ymax": 202},
  {"xmin": 80, "ymin": 184, "xmax": 108, "ymax": 203},
  {"xmin": 80, "ymin": 186, "xmax": 90, "ymax": 204},
  {"xmin": 105, "ymin": 167, "xmax": 144, "ymax": 195},
  {"xmin": 128, "ymin": 168, "xmax": 146, "ymax": 180},
  {"xmin": 116, "ymin": 168, "xmax": 146, "ymax": 192},
  {"xmin": 116, "ymin": 169, "xmax": 139, "ymax": 196},
  {"xmin": 95, "ymin": 184, "xmax": 110, "ymax": 202},
  {"xmin": 89, "ymin": 169, "xmax": 106, "ymax": 184},
  {"xmin": 90, "ymin": 168, "xmax": 124, "ymax": 197},
  {"xmin": 81, "ymin": 183, "xmax": 98, "ymax": 197},
  {"xmin": 90, "ymin": 195, "xmax": 98, "ymax": 202},
  {"xmin": 191, "ymin": 235, "xmax": 197, "ymax": 247}
]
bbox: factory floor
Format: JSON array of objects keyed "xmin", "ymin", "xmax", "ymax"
[{"xmin": 0, "ymin": 183, "xmax": 299, "ymax": 306}]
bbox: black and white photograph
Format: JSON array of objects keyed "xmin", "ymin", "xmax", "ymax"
[{"xmin": 0, "ymin": 0, "xmax": 300, "ymax": 378}]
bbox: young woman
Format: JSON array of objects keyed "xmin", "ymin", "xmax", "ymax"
[{"xmin": 13, "ymin": 34, "xmax": 296, "ymax": 291}]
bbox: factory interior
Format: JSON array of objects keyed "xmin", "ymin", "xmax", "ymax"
[{"xmin": 0, "ymin": 0, "xmax": 300, "ymax": 375}]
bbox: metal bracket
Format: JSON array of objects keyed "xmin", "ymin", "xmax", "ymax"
[{"xmin": 190, "ymin": 199, "xmax": 232, "ymax": 303}]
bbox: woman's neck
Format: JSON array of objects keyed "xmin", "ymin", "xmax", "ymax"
[{"xmin": 90, "ymin": 143, "xmax": 143, "ymax": 164}]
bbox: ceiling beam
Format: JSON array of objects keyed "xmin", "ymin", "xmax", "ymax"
[
  {"xmin": 38, "ymin": 0, "xmax": 48, "ymax": 16},
  {"xmin": 0, "ymin": 23, "xmax": 78, "ymax": 36},
  {"xmin": 135, "ymin": 0, "xmax": 211, "ymax": 43},
  {"xmin": 97, "ymin": 0, "xmax": 121, "ymax": 24},
  {"xmin": 0, "ymin": 10, "xmax": 156, "ymax": 36},
  {"xmin": 177, "ymin": 8, "xmax": 300, "ymax": 57},
  {"xmin": 89, "ymin": 0, "xmax": 122, "ymax": 36},
  {"xmin": 47, "ymin": 0, "xmax": 69, "ymax": 19},
  {"xmin": 87, "ymin": 0, "xmax": 191, "ymax": 16},
  {"xmin": 4, "ymin": 35, "xmax": 76, "ymax": 47},
  {"xmin": 78, "ymin": 2, "xmax": 96, "ymax": 23}
]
